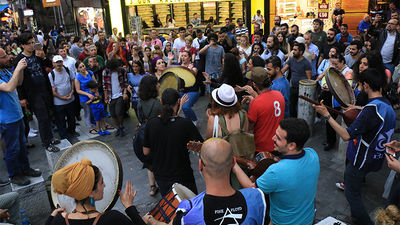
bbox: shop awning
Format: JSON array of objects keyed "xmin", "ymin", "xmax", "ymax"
[{"xmin": 0, "ymin": 5, "xmax": 8, "ymax": 12}]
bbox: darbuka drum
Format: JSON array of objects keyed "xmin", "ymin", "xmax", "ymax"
[
  {"xmin": 158, "ymin": 66, "xmax": 196, "ymax": 98},
  {"xmin": 149, "ymin": 183, "xmax": 196, "ymax": 223},
  {"xmin": 51, "ymin": 140, "xmax": 123, "ymax": 213},
  {"xmin": 325, "ymin": 67, "xmax": 355, "ymax": 107}
]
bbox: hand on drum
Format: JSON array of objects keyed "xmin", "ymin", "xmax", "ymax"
[
  {"xmin": 50, "ymin": 207, "xmax": 65, "ymax": 217},
  {"xmin": 118, "ymin": 181, "xmax": 137, "ymax": 209},
  {"xmin": 312, "ymin": 100, "xmax": 329, "ymax": 117},
  {"xmin": 342, "ymin": 104, "xmax": 362, "ymax": 112}
]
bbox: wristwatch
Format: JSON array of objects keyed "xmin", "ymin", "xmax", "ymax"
[{"xmin": 324, "ymin": 115, "xmax": 331, "ymax": 121}]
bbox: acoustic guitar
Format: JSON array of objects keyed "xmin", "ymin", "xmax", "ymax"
[{"xmin": 186, "ymin": 141, "xmax": 281, "ymax": 182}]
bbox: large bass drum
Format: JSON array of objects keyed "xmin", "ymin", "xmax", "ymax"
[
  {"xmin": 158, "ymin": 66, "xmax": 196, "ymax": 98},
  {"xmin": 51, "ymin": 140, "xmax": 123, "ymax": 213}
]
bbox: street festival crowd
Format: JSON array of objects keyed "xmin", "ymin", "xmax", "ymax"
[{"xmin": 1, "ymin": 4, "xmax": 400, "ymax": 225}]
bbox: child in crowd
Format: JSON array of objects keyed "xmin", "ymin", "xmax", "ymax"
[
  {"xmin": 86, "ymin": 80, "xmax": 111, "ymax": 136},
  {"xmin": 144, "ymin": 36, "xmax": 154, "ymax": 51}
]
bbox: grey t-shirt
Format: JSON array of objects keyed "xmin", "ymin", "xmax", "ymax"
[
  {"xmin": 344, "ymin": 55, "xmax": 357, "ymax": 69},
  {"xmin": 311, "ymin": 30, "xmax": 327, "ymax": 51},
  {"xmin": 138, "ymin": 98, "xmax": 162, "ymax": 121},
  {"xmin": 204, "ymin": 45, "xmax": 225, "ymax": 76},
  {"xmin": 287, "ymin": 57, "xmax": 312, "ymax": 87},
  {"xmin": 48, "ymin": 68, "xmax": 75, "ymax": 105}
]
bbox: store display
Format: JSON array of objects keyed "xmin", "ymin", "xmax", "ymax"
[
  {"xmin": 230, "ymin": 1, "xmax": 243, "ymax": 22},
  {"xmin": 137, "ymin": 5, "xmax": 154, "ymax": 27},
  {"xmin": 130, "ymin": 16, "xmax": 143, "ymax": 39},
  {"xmin": 188, "ymin": 3, "xmax": 201, "ymax": 25},
  {"xmin": 277, "ymin": 0, "xmax": 297, "ymax": 18},
  {"xmin": 203, "ymin": 2, "xmax": 217, "ymax": 22},
  {"xmin": 174, "ymin": 3, "xmax": 187, "ymax": 27},
  {"xmin": 156, "ymin": 5, "xmax": 171, "ymax": 21},
  {"xmin": 218, "ymin": 2, "xmax": 230, "ymax": 24}
]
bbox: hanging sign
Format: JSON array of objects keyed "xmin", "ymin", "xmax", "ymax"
[
  {"xmin": 43, "ymin": 0, "xmax": 60, "ymax": 7},
  {"xmin": 318, "ymin": 0, "xmax": 329, "ymax": 19}
]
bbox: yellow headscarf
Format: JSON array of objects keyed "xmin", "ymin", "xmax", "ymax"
[{"xmin": 52, "ymin": 158, "xmax": 95, "ymax": 201}]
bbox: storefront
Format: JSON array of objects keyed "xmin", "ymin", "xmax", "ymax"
[
  {"xmin": 76, "ymin": 7, "xmax": 105, "ymax": 30},
  {"xmin": 269, "ymin": 0, "xmax": 368, "ymax": 35},
  {"xmin": 124, "ymin": 0, "xmax": 246, "ymax": 36}
]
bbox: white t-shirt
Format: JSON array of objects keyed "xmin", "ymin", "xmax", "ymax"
[
  {"xmin": 238, "ymin": 45, "xmax": 251, "ymax": 58},
  {"xmin": 252, "ymin": 14, "xmax": 264, "ymax": 29},
  {"xmin": 173, "ymin": 38, "xmax": 186, "ymax": 53},
  {"xmin": 48, "ymin": 68, "xmax": 75, "ymax": 106},
  {"xmin": 63, "ymin": 56, "xmax": 77, "ymax": 79},
  {"xmin": 193, "ymin": 36, "xmax": 207, "ymax": 60},
  {"xmin": 111, "ymin": 72, "xmax": 123, "ymax": 99}
]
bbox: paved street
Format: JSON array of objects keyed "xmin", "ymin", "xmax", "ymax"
[{"xmin": 0, "ymin": 94, "xmax": 399, "ymax": 224}]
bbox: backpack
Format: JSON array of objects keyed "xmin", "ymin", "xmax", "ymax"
[
  {"xmin": 132, "ymin": 99, "xmax": 157, "ymax": 164},
  {"xmin": 214, "ymin": 110, "xmax": 256, "ymax": 160},
  {"xmin": 50, "ymin": 66, "xmax": 71, "ymax": 81}
]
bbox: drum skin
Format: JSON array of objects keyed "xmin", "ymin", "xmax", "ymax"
[
  {"xmin": 51, "ymin": 140, "xmax": 123, "ymax": 213},
  {"xmin": 158, "ymin": 66, "xmax": 196, "ymax": 98},
  {"xmin": 325, "ymin": 67, "xmax": 355, "ymax": 107}
]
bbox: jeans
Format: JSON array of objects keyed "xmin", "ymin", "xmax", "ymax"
[
  {"xmin": 0, "ymin": 192, "xmax": 21, "ymax": 225},
  {"xmin": 54, "ymin": 102, "xmax": 76, "ymax": 139},
  {"xmin": 344, "ymin": 163, "xmax": 373, "ymax": 225},
  {"xmin": 321, "ymin": 91, "xmax": 340, "ymax": 144},
  {"xmin": 384, "ymin": 63, "xmax": 395, "ymax": 76},
  {"xmin": 80, "ymin": 102, "xmax": 92, "ymax": 128},
  {"xmin": 0, "ymin": 119, "xmax": 30, "ymax": 178},
  {"xmin": 180, "ymin": 91, "xmax": 199, "ymax": 121},
  {"xmin": 33, "ymin": 92, "xmax": 54, "ymax": 147},
  {"xmin": 289, "ymin": 86, "xmax": 299, "ymax": 118}
]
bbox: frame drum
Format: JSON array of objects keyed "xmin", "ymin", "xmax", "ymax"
[
  {"xmin": 158, "ymin": 66, "xmax": 196, "ymax": 98},
  {"xmin": 325, "ymin": 67, "xmax": 355, "ymax": 107},
  {"xmin": 51, "ymin": 140, "xmax": 123, "ymax": 213}
]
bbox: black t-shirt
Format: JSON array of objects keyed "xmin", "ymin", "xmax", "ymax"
[
  {"xmin": 173, "ymin": 191, "xmax": 266, "ymax": 225},
  {"xmin": 321, "ymin": 41, "xmax": 345, "ymax": 59},
  {"xmin": 143, "ymin": 117, "xmax": 204, "ymax": 179},
  {"xmin": 333, "ymin": 9, "xmax": 345, "ymax": 16},
  {"xmin": 218, "ymin": 41, "xmax": 232, "ymax": 53}
]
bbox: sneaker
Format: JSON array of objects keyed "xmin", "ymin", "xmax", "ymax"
[
  {"xmin": 192, "ymin": 120, "xmax": 199, "ymax": 126},
  {"xmin": 0, "ymin": 178, "xmax": 10, "ymax": 187},
  {"xmin": 11, "ymin": 174, "xmax": 30, "ymax": 186},
  {"xmin": 45, "ymin": 144, "xmax": 60, "ymax": 152},
  {"xmin": 30, "ymin": 128, "xmax": 38, "ymax": 133},
  {"xmin": 51, "ymin": 138, "xmax": 60, "ymax": 145},
  {"xmin": 99, "ymin": 131, "xmax": 105, "ymax": 136},
  {"xmin": 336, "ymin": 182, "xmax": 345, "ymax": 190},
  {"xmin": 22, "ymin": 168, "xmax": 42, "ymax": 177},
  {"xmin": 314, "ymin": 117, "xmax": 321, "ymax": 123},
  {"xmin": 120, "ymin": 127, "xmax": 125, "ymax": 137},
  {"xmin": 115, "ymin": 128, "xmax": 121, "ymax": 137},
  {"xmin": 104, "ymin": 130, "xmax": 111, "ymax": 135},
  {"xmin": 105, "ymin": 112, "xmax": 111, "ymax": 118},
  {"xmin": 28, "ymin": 131, "xmax": 37, "ymax": 138}
]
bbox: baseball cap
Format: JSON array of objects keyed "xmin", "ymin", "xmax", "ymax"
[
  {"xmin": 53, "ymin": 55, "xmax": 63, "ymax": 63},
  {"xmin": 295, "ymin": 37, "xmax": 305, "ymax": 44},
  {"xmin": 245, "ymin": 67, "xmax": 268, "ymax": 84}
]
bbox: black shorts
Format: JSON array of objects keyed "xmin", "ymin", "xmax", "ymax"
[{"xmin": 109, "ymin": 96, "xmax": 125, "ymax": 117}]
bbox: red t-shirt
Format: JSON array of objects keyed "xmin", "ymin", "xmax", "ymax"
[
  {"xmin": 180, "ymin": 47, "xmax": 197, "ymax": 56},
  {"xmin": 248, "ymin": 90, "xmax": 285, "ymax": 152},
  {"xmin": 78, "ymin": 51, "xmax": 89, "ymax": 62}
]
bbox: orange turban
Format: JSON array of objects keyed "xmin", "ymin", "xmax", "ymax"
[{"xmin": 52, "ymin": 158, "xmax": 95, "ymax": 201}]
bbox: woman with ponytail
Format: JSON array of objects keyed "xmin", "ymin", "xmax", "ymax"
[{"xmin": 142, "ymin": 88, "xmax": 203, "ymax": 196}]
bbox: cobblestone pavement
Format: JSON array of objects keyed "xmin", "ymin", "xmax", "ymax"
[{"xmin": 0, "ymin": 94, "xmax": 399, "ymax": 224}]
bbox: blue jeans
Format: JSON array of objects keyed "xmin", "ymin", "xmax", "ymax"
[
  {"xmin": 0, "ymin": 119, "xmax": 30, "ymax": 178},
  {"xmin": 384, "ymin": 63, "xmax": 395, "ymax": 76},
  {"xmin": 180, "ymin": 91, "xmax": 199, "ymax": 121},
  {"xmin": 344, "ymin": 163, "xmax": 373, "ymax": 225}
]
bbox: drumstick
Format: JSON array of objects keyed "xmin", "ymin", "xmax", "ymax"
[{"xmin": 299, "ymin": 95, "xmax": 345, "ymax": 117}]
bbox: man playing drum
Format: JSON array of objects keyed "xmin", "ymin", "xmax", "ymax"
[
  {"xmin": 233, "ymin": 118, "xmax": 320, "ymax": 225},
  {"xmin": 143, "ymin": 138, "xmax": 268, "ymax": 225}
]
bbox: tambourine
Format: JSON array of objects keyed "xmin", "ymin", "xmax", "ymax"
[{"xmin": 51, "ymin": 140, "xmax": 123, "ymax": 213}]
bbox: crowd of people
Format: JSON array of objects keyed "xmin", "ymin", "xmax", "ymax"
[{"xmin": 0, "ymin": 3, "xmax": 400, "ymax": 224}]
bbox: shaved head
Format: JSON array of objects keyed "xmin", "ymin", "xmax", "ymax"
[{"xmin": 200, "ymin": 138, "xmax": 233, "ymax": 177}]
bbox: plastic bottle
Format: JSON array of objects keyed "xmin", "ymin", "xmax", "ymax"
[{"xmin": 21, "ymin": 210, "xmax": 30, "ymax": 225}]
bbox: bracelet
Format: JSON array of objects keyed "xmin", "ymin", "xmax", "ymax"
[{"xmin": 324, "ymin": 115, "xmax": 331, "ymax": 121}]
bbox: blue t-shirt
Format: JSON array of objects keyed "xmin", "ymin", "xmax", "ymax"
[
  {"xmin": 270, "ymin": 76, "xmax": 290, "ymax": 119},
  {"xmin": 75, "ymin": 71, "xmax": 94, "ymax": 102},
  {"xmin": 287, "ymin": 57, "xmax": 312, "ymax": 88},
  {"xmin": 0, "ymin": 69, "xmax": 24, "ymax": 124},
  {"xmin": 256, "ymin": 148, "xmax": 320, "ymax": 225}
]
